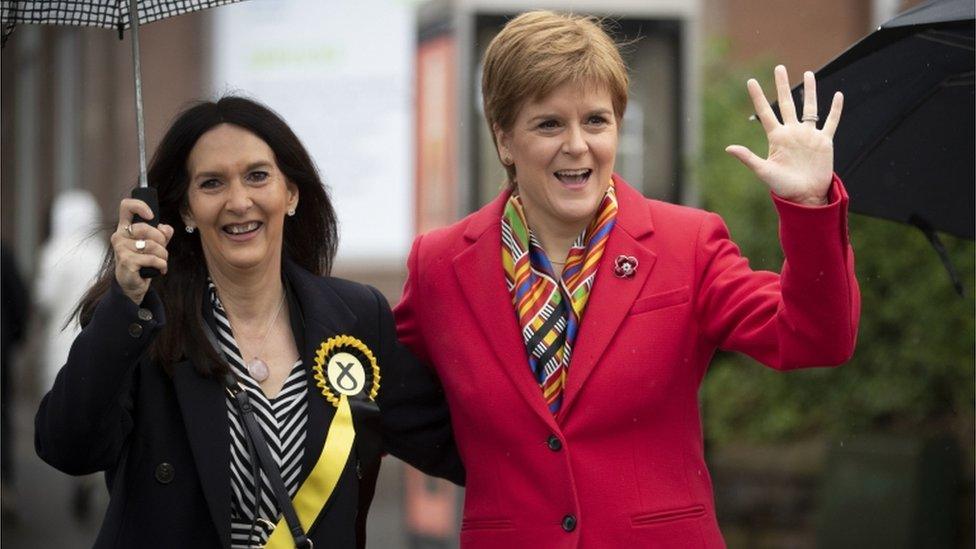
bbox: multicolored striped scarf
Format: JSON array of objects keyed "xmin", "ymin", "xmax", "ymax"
[{"xmin": 501, "ymin": 183, "xmax": 617, "ymax": 414}]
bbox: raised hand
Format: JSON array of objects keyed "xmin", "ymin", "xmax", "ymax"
[
  {"xmin": 725, "ymin": 65, "xmax": 843, "ymax": 206},
  {"xmin": 111, "ymin": 198, "xmax": 174, "ymax": 304}
]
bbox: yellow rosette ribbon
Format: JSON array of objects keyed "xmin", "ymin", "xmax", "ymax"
[{"xmin": 265, "ymin": 335, "xmax": 380, "ymax": 548}]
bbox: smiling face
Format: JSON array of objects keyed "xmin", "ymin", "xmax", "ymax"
[
  {"xmin": 182, "ymin": 123, "xmax": 298, "ymax": 275},
  {"xmin": 495, "ymin": 82, "xmax": 618, "ymax": 238}
]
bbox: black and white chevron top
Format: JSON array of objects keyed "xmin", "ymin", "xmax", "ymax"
[{"xmin": 209, "ymin": 284, "xmax": 308, "ymax": 548}]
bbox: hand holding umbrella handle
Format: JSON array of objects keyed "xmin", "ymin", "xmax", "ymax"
[{"xmin": 131, "ymin": 187, "xmax": 160, "ymax": 279}]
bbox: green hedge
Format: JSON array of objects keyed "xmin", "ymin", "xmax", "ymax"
[{"xmin": 697, "ymin": 48, "xmax": 975, "ymax": 444}]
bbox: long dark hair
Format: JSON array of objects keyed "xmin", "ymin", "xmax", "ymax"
[{"xmin": 76, "ymin": 96, "xmax": 338, "ymax": 377}]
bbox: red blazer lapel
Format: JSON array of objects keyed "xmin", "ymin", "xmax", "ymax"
[
  {"xmin": 452, "ymin": 192, "xmax": 560, "ymax": 431},
  {"xmin": 560, "ymin": 177, "xmax": 657, "ymax": 418}
]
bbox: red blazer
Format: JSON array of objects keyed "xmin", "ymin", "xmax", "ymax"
[{"xmin": 394, "ymin": 175, "xmax": 859, "ymax": 548}]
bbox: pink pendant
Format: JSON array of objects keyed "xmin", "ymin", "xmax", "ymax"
[{"xmin": 247, "ymin": 357, "xmax": 270, "ymax": 382}]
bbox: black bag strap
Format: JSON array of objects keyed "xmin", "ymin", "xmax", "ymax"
[{"xmin": 225, "ymin": 375, "xmax": 313, "ymax": 549}]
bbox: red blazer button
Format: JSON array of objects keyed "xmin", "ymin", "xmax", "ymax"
[
  {"xmin": 547, "ymin": 435, "xmax": 562, "ymax": 451},
  {"xmin": 561, "ymin": 514, "xmax": 577, "ymax": 532}
]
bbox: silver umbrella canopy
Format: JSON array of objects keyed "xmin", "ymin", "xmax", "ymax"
[{"xmin": 1, "ymin": 0, "xmax": 245, "ymax": 188}]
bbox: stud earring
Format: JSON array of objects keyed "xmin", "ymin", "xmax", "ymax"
[
  {"xmin": 185, "ymin": 225, "xmax": 195, "ymax": 234},
  {"xmin": 287, "ymin": 208, "xmax": 296, "ymax": 217}
]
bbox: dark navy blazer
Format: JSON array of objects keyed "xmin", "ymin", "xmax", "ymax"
[{"xmin": 35, "ymin": 259, "xmax": 463, "ymax": 548}]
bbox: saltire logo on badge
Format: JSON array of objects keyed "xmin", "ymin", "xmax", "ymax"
[{"xmin": 312, "ymin": 335, "xmax": 381, "ymax": 407}]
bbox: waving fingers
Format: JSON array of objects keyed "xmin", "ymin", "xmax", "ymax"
[
  {"xmin": 822, "ymin": 91, "xmax": 844, "ymax": 138},
  {"xmin": 801, "ymin": 71, "xmax": 819, "ymax": 125},
  {"xmin": 724, "ymin": 144, "xmax": 765, "ymax": 174},
  {"xmin": 747, "ymin": 79, "xmax": 778, "ymax": 134},
  {"xmin": 734, "ymin": 66, "xmax": 838, "ymax": 201},
  {"xmin": 774, "ymin": 65, "xmax": 798, "ymax": 124}
]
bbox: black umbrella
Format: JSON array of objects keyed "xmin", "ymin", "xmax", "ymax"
[
  {"xmin": 2, "ymin": 0, "xmax": 245, "ymax": 277},
  {"xmin": 774, "ymin": 0, "xmax": 974, "ymax": 294}
]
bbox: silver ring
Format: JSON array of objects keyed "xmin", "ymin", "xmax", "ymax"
[
  {"xmin": 134, "ymin": 239, "xmax": 147, "ymax": 252},
  {"xmin": 124, "ymin": 224, "xmax": 133, "ymax": 236},
  {"xmin": 801, "ymin": 114, "xmax": 819, "ymax": 123}
]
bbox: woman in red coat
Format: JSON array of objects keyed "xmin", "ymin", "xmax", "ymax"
[{"xmin": 395, "ymin": 10, "xmax": 859, "ymax": 548}]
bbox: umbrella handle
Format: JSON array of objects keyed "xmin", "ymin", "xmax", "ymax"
[
  {"xmin": 131, "ymin": 186, "xmax": 160, "ymax": 279},
  {"xmin": 910, "ymin": 216, "xmax": 965, "ymax": 298}
]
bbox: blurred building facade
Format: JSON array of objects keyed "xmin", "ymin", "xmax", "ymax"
[
  {"xmin": 0, "ymin": 2, "xmax": 934, "ymax": 548},
  {"xmin": 2, "ymin": 15, "xmax": 208, "ymax": 277},
  {"xmin": 1, "ymin": 0, "xmax": 920, "ymax": 289}
]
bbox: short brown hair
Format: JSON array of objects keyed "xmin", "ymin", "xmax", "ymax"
[{"xmin": 482, "ymin": 11, "xmax": 629, "ymax": 184}]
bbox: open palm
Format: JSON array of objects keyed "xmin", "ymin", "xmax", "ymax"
[{"xmin": 726, "ymin": 65, "xmax": 843, "ymax": 206}]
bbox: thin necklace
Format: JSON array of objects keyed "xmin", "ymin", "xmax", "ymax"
[{"xmin": 229, "ymin": 292, "xmax": 285, "ymax": 383}]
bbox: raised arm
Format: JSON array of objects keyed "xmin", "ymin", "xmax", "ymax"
[
  {"xmin": 698, "ymin": 66, "xmax": 859, "ymax": 369},
  {"xmin": 695, "ymin": 180, "xmax": 859, "ymax": 369}
]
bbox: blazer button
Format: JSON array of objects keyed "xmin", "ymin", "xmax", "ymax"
[
  {"xmin": 128, "ymin": 323, "xmax": 143, "ymax": 338},
  {"xmin": 137, "ymin": 308, "xmax": 154, "ymax": 321},
  {"xmin": 547, "ymin": 434, "xmax": 562, "ymax": 451},
  {"xmin": 561, "ymin": 514, "xmax": 577, "ymax": 532},
  {"xmin": 155, "ymin": 462, "xmax": 175, "ymax": 484}
]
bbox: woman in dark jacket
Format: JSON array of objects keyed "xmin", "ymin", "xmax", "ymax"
[{"xmin": 35, "ymin": 96, "xmax": 462, "ymax": 549}]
